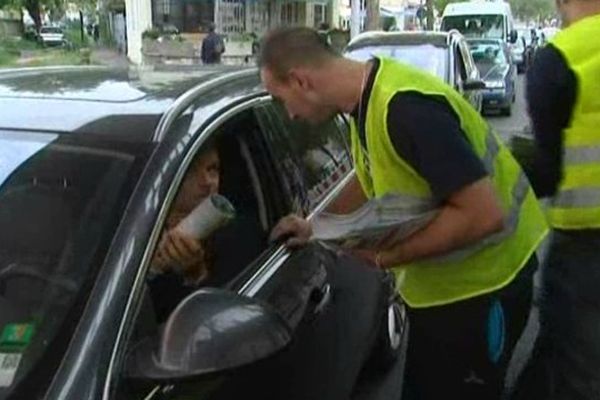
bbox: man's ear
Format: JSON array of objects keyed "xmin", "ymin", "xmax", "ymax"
[{"xmin": 288, "ymin": 67, "xmax": 313, "ymax": 91}]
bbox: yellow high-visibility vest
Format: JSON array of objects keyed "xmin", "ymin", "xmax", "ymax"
[
  {"xmin": 548, "ymin": 14, "xmax": 600, "ymax": 229},
  {"xmin": 351, "ymin": 57, "xmax": 548, "ymax": 308}
]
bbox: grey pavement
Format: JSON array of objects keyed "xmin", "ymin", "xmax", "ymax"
[
  {"xmin": 90, "ymin": 47, "xmax": 129, "ymax": 68},
  {"xmin": 487, "ymin": 74, "xmax": 531, "ymax": 142},
  {"xmin": 486, "ymin": 73, "xmax": 545, "ymax": 397}
]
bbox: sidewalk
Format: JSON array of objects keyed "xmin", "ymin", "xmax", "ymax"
[{"xmin": 90, "ymin": 47, "xmax": 129, "ymax": 68}]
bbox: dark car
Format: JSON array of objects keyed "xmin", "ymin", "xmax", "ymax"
[
  {"xmin": 0, "ymin": 66, "xmax": 407, "ymax": 400},
  {"xmin": 468, "ymin": 39, "xmax": 516, "ymax": 116},
  {"xmin": 344, "ymin": 30, "xmax": 485, "ymax": 113}
]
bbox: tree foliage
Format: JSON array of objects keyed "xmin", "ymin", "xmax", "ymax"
[
  {"xmin": 509, "ymin": 0, "xmax": 555, "ymax": 22},
  {"xmin": 0, "ymin": 0, "xmax": 96, "ymax": 31}
]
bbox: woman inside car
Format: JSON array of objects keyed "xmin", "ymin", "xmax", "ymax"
[{"xmin": 149, "ymin": 142, "xmax": 221, "ymax": 321}]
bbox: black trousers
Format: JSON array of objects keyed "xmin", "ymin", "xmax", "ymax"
[
  {"xmin": 512, "ymin": 230, "xmax": 600, "ymax": 400},
  {"xmin": 402, "ymin": 256, "xmax": 537, "ymax": 400}
]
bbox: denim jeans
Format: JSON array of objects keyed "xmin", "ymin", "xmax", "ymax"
[{"xmin": 513, "ymin": 230, "xmax": 600, "ymax": 400}]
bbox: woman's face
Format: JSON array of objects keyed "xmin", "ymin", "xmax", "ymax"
[{"xmin": 173, "ymin": 148, "xmax": 220, "ymax": 214}]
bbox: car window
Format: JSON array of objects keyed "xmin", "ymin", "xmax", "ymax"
[
  {"xmin": 346, "ymin": 44, "xmax": 448, "ymax": 81},
  {"xmin": 0, "ymin": 131, "xmax": 149, "ymax": 400},
  {"xmin": 469, "ymin": 41, "xmax": 508, "ymax": 66},
  {"xmin": 441, "ymin": 14, "xmax": 505, "ymax": 40},
  {"xmin": 255, "ymin": 101, "xmax": 353, "ymax": 215}
]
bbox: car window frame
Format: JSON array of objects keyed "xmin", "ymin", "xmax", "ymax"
[
  {"xmin": 452, "ymin": 39, "xmax": 468, "ymax": 86},
  {"xmin": 458, "ymin": 38, "xmax": 478, "ymax": 81}
]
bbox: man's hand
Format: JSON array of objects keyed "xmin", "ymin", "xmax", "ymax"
[
  {"xmin": 270, "ymin": 214, "xmax": 312, "ymax": 248},
  {"xmin": 155, "ymin": 230, "xmax": 208, "ymax": 281}
]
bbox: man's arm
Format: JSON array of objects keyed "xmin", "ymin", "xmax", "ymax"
[
  {"xmin": 525, "ymin": 45, "xmax": 577, "ymax": 197},
  {"xmin": 325, "ymin": 175, "xmax": 368, "ymax": 214},
  {"xmin": 362, "ymin": 92, "xmax": 500, "ymax": 266},
  {"xmin": 377, "ymin": 177, "xmax": 504, "ymax": 266}
]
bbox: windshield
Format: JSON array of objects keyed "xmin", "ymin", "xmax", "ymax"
[
  {"xmin": 0, "ymin": 131, "xmax": 147, "ymax": 399},
  {"xmin": 469, "ymin": 42, "xmax": 507, "ymax": 65},
  {"xmin": 346, "ymin": 44, "xmax": 448, "ymax": 81},
  {"xmin": 442, "ymin": 14, "xmax": 505, "ymax": 39},
  {"xmin": 40, "ymin": 27, "xmax": 62, "ymax": 34},
  {"xmin": 468, "ymin": 41, "xmax": 508, "ymax": 78}
]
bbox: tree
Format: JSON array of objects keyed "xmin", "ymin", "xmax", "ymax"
[
  {"xmin": 365, "ymin": 0, "xmax": 380, "ymax": 31},
  {"xmin": 0, "ymin": 0, "xmax": 96, "ymax": 32},
  {"xmin": 508, "ymin": 0, "xmax": 555, "ymax": 23},
  {"xmin": 433, "ymin": 0, "xmax": 457, "ymax": 15},
  {"xmin": 426, "ymin": 0, "xmax": 434, "ymax": 30}
]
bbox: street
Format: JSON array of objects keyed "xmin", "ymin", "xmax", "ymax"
[
  {"xmin": 487, "ymin": 74, "xmax": 531, "ymax": 142},
  {"xmin": 487, "ymin": 73, "xmax": 544, "ymax": 398}
]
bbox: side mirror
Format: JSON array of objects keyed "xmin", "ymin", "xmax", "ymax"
[
  {"xmin": 463, "ymin": 79, "xmax": 486, "ymax": 91},
  {"xmin": 126, "ymin": 288, "xmax": 292, "ymax": 381},
  {"xmin": 510, "ymin": 30, "xmax": 518, "ymax": 44}
]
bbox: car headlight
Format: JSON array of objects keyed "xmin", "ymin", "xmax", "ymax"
[{"xmin": 486, "ymin": 81, "xmax": 505, "ymax": 89}]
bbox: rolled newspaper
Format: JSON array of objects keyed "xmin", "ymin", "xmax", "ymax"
[{"xmin": 175, "ymin": 194, "xmax": 236, "ymax": 239}]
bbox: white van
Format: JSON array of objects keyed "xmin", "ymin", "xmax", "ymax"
[{"xmin": 441, "ymin": 1, "xmax": 518, "ymax": 44}]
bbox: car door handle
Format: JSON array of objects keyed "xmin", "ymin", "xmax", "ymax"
[{"xmin": 310, "ymin": 283, "xmax": 331, "ymax": 316}]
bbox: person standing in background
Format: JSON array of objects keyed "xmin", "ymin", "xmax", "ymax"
[
  {"xmin": 512, "ymin": 1, "xmax": 600, "ymax": 399},
  {"xmin": 201, "ymin": 23, "xmax": 225, "ymax": 65}
]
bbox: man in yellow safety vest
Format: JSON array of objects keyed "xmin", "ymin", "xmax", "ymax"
[{"xmin": 260, "ymin": 27, "xmax": 548, "ymax": 399}]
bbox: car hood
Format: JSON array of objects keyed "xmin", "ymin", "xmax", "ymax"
[{"xmin": 479, "ymin": 64, "xmax": 509, "ymax": 81}]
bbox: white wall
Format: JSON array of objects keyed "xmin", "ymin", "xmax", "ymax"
[{"xmin": 126, "ymin": 0, "xmax": 153, "ymax": 64}]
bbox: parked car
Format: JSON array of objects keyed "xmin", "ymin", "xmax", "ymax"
[
  {"xmin": 468, "ymin": 39, "xmax": 516, "ymax": 116},
  {"xmin": 0, "ymin": 66, "xmax": 407, "ymax": 400},
  {"xmin": 37, "ymin": 26, "xmax": 66, "ymax": 47},
  {"xmin": 510, "ymin": 34, "xmax": 527, "ymax": 73},
  {"xmin": 344, "ymin": 30, "xmax": 485, "ymax": 113}
]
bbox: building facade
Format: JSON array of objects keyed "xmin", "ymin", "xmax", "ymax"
[{"xmin": 124, "ymin": 0, "xmax": 335, "ymax": 64}]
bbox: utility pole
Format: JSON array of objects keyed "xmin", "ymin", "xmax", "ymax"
[
  {"xmin": 366, "ymin": 0, "xmax": 380, "ymax": 31},
  {"xmin": 350, "ymin": 0, "xmax": 361, "ymax": 39}
]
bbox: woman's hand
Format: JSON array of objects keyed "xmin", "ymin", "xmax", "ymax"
[{"xmin": 154, "ymin": 230, "xmax": 208, "ymax": 282}]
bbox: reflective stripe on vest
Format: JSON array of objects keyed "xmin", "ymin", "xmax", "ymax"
[
  {"xmin": 431, "ymin": 131, "xmax": 532, "ymax": 262},
  {"xmin": 564, "ymin": 145, "xmax": 600, "ymax": 166}
]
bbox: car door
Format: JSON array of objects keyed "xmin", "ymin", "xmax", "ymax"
[
  {"xmin": 110, "ymin": 96, "xmax": 387, "ymax": 400},
  {"xmin": 229, "ymin": 101, "xmax": 389, "ymax": 400}
]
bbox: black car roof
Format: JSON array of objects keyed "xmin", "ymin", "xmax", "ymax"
[
  {"xmin": 0, "ymin": 65, "xmax": 262, "ymax": 142},
  {"xmin": 346, "ymin": 31, "xmax": 454, "ymax": 51}
]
